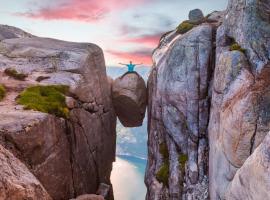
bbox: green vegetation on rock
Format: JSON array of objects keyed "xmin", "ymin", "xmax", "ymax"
[
  {"xmin": 156, "ymin": 142, "xmax": 170, "ymax": 187},
  {"xmin": 155, "ymin": 142, "xmax": 188, "ymax": 186},
  {"xmin": 4, "ymin": 68, "xmax": 27, "ymax": 81},
  {"xmin": 176, "ymin": 21, "xmax": 194, "ymax": 34},
  {"xmin": 178, "ymin": 154, "xmax": 188, "ymax": 172},
  {"xmin": 229, "ymin": 43, "xmax": 246, "ymax": 54},
  {"xmin": 159, "ymin": 142, "xmax": 169, "ymax": 159},
  {"xmin": 17, "ymin": 85, "xmax": 70, "ymax": 118},
  {"xmin": 156, "ymin": 161, "xmax": 169, "ymax": 187},
  {"xmin": 0, "ymin": 84, "xmax": 6, "ymax": 101}
]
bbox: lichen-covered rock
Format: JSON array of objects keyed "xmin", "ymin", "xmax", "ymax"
[
  {"xmin": 146, "ymin": 24, "xmax": 214, "ymax": 200},
  {"xmin": 225, "ymin": 132, "xmax": 270, "ymax": 200},
  {"xmin": 0, "ymin": 25, "xmax": 116, "ymax": 200},
  {"xmin": 112, "ymin": 72, "xmax": 147, "ymax": 127},
  {"xmin": 0, "ymin": 144, "xmax": 52, "ymax": 200}
]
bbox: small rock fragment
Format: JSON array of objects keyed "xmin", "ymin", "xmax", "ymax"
[{"xmin": 189, "ymin": 9, "xmax": 204, "ymax": 22}]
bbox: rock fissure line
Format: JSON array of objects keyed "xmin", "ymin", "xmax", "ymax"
[
  {"xmin": 75, "ymin": 116, "xmax": 100, "ymax": 185},
  {"xmin": 65, "ymin": 120, "xmax": 77, "ymax": 197}
]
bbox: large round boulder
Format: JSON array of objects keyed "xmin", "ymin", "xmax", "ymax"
[{"xmin": 112, "ymin": 72, "xmax": 147, "ymax": 127}]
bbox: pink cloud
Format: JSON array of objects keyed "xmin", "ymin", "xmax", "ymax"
[
  {"xmin": 107, "ymin": 49, "xmax": 153, "ymax": 65},
  {"xmin": 123, "ymin": 34, "xmax": 162, "ymax": 47},
  {"xmin": 17, "ymin": 0, "xmax": 147, "ymax": 22}
]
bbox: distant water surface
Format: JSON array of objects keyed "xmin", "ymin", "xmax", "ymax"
[
  {"xmin": 108, "ymin": 66, "xmax": 149, "ymax": 200},
  {"xmin": 111, "ymin": 156, "xmax": 147, "ymax": 200}
]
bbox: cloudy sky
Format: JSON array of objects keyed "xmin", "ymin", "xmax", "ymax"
[{"xmin": 0, "ymin": 0, "xmax": 228, "ymax": 67}]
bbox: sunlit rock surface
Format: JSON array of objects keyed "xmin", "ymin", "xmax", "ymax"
[
  {"xmin": 0, "ymin": 25, "xmax": 116, "ymax": 200},
  {"xmin": 147, "ymin": 23, "xmax": 214, "ymax": 200},
  {"xmin": 209, "ymin": 0, "xmax": 270, "ymax": 199},
  {"xmin": 146, "ymin": 0, "xmax": 270, "ymax": 200},
  {"xmin": 225, "ymin": 132, "xmax": 270, "ymax": 200}
]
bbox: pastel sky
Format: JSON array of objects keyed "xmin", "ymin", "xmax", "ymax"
[{"xmin": 0, "ymin": 0, "xmax": 228, "ymax": 67}]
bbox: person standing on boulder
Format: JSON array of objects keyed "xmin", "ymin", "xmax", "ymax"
[{"xmin": 119, "ymin": 61, "xmax": 143, "ymax": 72}]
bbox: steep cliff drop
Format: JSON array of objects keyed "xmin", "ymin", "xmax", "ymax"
[
  {"xmin": 146, "ymin": 0, "xmax": 270, "ymax": 200},
  {"xmin": 146, "ymin": 10, "xmax": 218, "ymax": 200},
  {"xmin": 0, "ymin": 25, "xmax": 116, "ymax": 200}
]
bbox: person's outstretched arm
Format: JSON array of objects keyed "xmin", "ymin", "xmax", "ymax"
[
  {"xmin": 134, "ymin": 63, "xmax": 143, "ymax": 66},
  {"xmin": 119, "ymin": 63, "xmax": 127, "ymax": 65}
]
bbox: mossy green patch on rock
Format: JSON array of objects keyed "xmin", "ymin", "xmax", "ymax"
[
  {"xmin": 159, "ymin": 142, "xmax": 169, "ymax": 159},
  {"xmin": 0, "ymin": 84, "xmax": 6, "ymax": 101},
  {"xmin": 156, "ymin": 142, "xmax": 170, "ymax": 187},
  {"xmin": 178, "ymin": 154, "xmax": 188, "ymax": 172},
  {"xmin": 17, "ymin": 85, "xmax": 70, "ymax": 118},
  {"xmin": 229, "ymin": 43, "xmax": 246, "ymax": 54},
  {"xmin": 156, "ymin": 161, "xmax": 169, "ymax": 187},
  {"xmin": 4, "ymin": 68, "xmax": 28, "ymax": 81},
  {"xmin": 176, "ymin": 21, "xmax": 194, "ymax": 34}
]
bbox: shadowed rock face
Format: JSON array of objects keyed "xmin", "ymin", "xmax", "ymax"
[
  {"xmin": 0, "ymin": 25, "xmax": 116, "ymax": 200},
  {"xmin": 0, "ymin": 144, "xmax": 52, "ymax": 200},
  {"xmin": 112, "ymin": 72, "xmax": 147, "ymax": 127}
]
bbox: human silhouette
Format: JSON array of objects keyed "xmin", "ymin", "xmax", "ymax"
[{"xmin": 119, "ymin": 61, "xmax": 143, "ymax": 72}]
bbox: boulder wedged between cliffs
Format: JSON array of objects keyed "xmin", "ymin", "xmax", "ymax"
[{"xmin": 112, "ymin": 72, "xmax": 147, "ymax": 127}]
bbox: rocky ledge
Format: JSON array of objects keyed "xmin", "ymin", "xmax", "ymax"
[{"xmin": 0, "ymin": 25, "xmax": 116, "ymax": 200}]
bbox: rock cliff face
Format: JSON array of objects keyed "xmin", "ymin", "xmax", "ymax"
[
  {"xmin": 147, "ymin": 22, "xmax": 215, "ymax": 200},
  {"xmin": 209, "ymin": 0, "xmax": 270, "ymax": 199},
  {"xmin": 0, "ymin": 25, "xmax": 116, "ymax": 199},
  {"xmin": 0, "ymin": 144, "xmax": 52, "ymax": 200},
  {"xmin": 146, "ymin": 0, "xmax": 270, "ymax": 200}
]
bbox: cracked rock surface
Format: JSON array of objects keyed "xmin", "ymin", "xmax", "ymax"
[
  {"xmin": 146, "ymin": 0, "xmax": 270, "ymax": 200},
  {"xmin": 0, "ymin": 144, "xmax": 52, "ymax": 200},
  {"xmin": 146, "ymin": 23, "xmax": 214, "ymax": 200},
  {"xmin": 0, "ymin": 25, "xmax": 116, "ymax": 200},
  {"xmin": 209, "ymin": 0, "xmax": 270, "ymax": 199}
]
